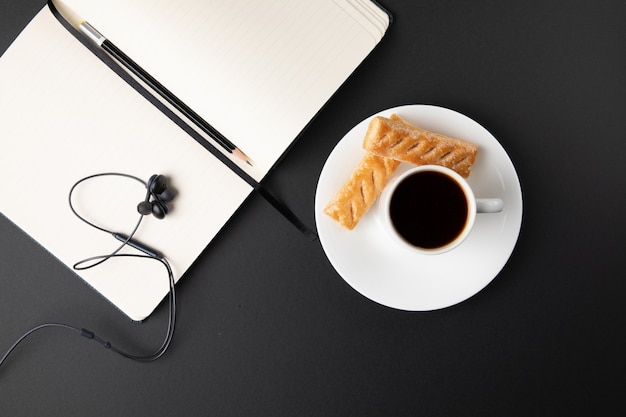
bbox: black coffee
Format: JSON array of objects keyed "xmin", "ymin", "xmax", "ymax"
[{"xmin": 389, "ymin": 171, "xmax": 468, "ymax": 249}]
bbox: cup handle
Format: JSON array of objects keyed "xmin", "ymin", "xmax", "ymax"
[{"xmin": 476, "ymin": 198, "xmax": 503, "ymax": 213}]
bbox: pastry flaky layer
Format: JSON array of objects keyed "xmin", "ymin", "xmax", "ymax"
[
  {"xmin": 324, "ymin": 113, "xmax": 478, "ymax": 230},
  {"xmin": 323, "ymin": 153, "xmax": 400, "ymax": 230},
  {"xmin": 363, "ymin": 115, "xmax": 478, "ymax": 178}
]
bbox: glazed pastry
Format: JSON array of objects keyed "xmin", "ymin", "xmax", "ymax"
[
  {"xmin": 323, "ymin": 152, "xmax": 400, "ymax": 230},
  {"xmin": 363, "ymin": 115, "xmax": 478, "ymax": 178}
]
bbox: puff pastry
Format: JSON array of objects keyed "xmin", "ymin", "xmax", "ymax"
[
  {"xmin": 363, "ymin": 115, "xmax": 478, "ymax": 178},
  {"xmin": 323, "ymin": 153, "xmax": 400, "ymax": 230}
]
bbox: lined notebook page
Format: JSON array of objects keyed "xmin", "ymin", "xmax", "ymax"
[
  {"xmin": 60, "ymin": 0, "xmax": 390, "ymax": 179},
  {"xmin": 0, "ymin": 8, "xmax": 253, "ymax": 320}
]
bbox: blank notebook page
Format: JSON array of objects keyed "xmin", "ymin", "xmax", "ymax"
[
  {"xmin": 0, "ymin": 8, "xmax": 253, "ymax": 321},
  {"xmin": 61, "ymin": 0, "xmax": 390, "ymax": 179}
]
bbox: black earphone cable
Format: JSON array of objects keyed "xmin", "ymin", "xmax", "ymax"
[
  {"xmin": 72, "ymin": 253, "xmax": 176, "ymax": 363},
  {"xmin": 68, "ymin": 173, "xmax": 146, "ymax": 270},
  {"xmin": 0, "ymin": 323, "xmax": 83, "ymax": 369},
  {"xmin": 0, "ymin": 173, "xmax": 177, "ymax": 372}
]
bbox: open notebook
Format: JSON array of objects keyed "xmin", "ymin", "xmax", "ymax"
[{"xmin": 0, "ymin": 0, "xmax": 390, "ymax": 320}]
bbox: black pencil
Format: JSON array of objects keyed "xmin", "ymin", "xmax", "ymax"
[{"xmin": 78, "ymin": 21, "xmax": 253, "ymax": 166}]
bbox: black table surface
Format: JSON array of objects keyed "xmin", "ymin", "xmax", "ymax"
[{"xmin": 1, "ymin": 1, "xmax": 625, "ymax": 415}]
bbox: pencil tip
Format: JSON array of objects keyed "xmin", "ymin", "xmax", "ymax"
[{"xmin": 233, "ymin": 148, "xmax": 253, "ymax": 166}]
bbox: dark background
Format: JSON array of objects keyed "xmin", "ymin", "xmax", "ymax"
[{"xmin": 1, "ymin": 1, "xmax": 625, "ymax": 415}]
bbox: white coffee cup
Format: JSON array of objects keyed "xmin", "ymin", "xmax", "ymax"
[{"xmin": 378, "ymin": 165, "xmax": 503, "ymax": 255}]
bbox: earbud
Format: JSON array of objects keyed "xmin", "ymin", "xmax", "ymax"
[
  {"xmin": 136, "ymin": 200, "xmax": 152, "ymax": 215},
  {"xmin": 137, "ymin": 174, "xmax": 175, "ymax": 219}
]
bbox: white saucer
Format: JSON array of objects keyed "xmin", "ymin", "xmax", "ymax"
[{"xmin": 315, "ymin": 105, "xmax": 523, "ymax": 311}]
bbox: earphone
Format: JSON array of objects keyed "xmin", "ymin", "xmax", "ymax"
[
  {"xmin": 0, "ymin": 173, "xmax": 177, "ymax": 371},
  {"xmin": 68, "ymin": 173, "xmax": 174, "ymax": 269},
  {"xmin": 136, "ymin": 174, "xmax": 176, "ymax": 219}
]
